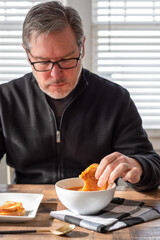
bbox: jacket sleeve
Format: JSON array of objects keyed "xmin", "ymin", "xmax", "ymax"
[
  {"xmin": 113, "ymin": 89, "xmax": 160, "ymax": 192},
  {"xmin": 0, "ymin": 89, "xmax": 6, "ymax": 161},
  {"xmin": 0, "ymin": 122, "xmax": 6, "ymax": 161}
]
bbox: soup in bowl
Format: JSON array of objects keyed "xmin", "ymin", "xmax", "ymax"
[{"xmin": 55, "ymin": 177, "xmax": 116, "ymax": 215}]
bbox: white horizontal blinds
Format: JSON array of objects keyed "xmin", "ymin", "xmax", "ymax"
[
  {"xmin": 0, "ymin": 0, "xmax": 40, "ymax": 84},
  {"xmin": 92, "ymin": 0, "xmax": 160, "ymax": 129},
  {"xmin": 0, "ymin": 0, "xmax": 64, "ymax": 84}
]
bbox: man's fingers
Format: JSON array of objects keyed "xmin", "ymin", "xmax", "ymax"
[
  {"xmin": 108, "ymin": 163, "xmax": 129, "ymax": 183},
  {"xmin": 122, "ymin": 167, "xmax": 141, "ymax": 183},
  {"xmin": 97, "ymin": 162, "xmax": 129, "ymax": 187},
  {"xmin": 95, "ymin": 152, "xmax": 120, "ymax": 179},
  {"xmin": 97, "ymin": 165, "xmax": 111, "ymax": 187}
]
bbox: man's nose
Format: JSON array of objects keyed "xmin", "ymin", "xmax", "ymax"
[{"xmin": 50, "ymin": 64, "xmax": 62, "ymax": 78}]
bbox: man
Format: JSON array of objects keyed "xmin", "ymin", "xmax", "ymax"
[{"xmin": 0, "ymin": 1, "xmax": 160, "ymax": 191}]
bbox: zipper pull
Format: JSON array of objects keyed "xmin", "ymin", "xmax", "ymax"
[{"xmin": 56, "ymin": 130, "xmax": 61, "ymax": 143}]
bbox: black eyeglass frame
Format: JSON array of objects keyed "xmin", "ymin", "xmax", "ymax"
[{"xmin": 27, "ymin": 47, "xmax": 83, "ymax": 72}]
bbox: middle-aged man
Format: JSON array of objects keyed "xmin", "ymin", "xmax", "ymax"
[{"xmin": 0, "ymin": 1, "xmax": 160, "ymax": 191}]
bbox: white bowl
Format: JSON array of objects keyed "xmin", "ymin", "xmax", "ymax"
[{"xmin": 55, "ymin": 177, "xmax": 116, "ymax": 215}]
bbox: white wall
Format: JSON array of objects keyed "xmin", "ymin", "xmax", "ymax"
[
  {"xmin": 147, "ymin": 130, "xmax": 160, "ymax": 155},
  {"xmin": 0, "ymin": 155, "xmax": 7, "ymax": 184}
]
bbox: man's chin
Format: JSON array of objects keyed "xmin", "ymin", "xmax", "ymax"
[
  {"xmin": 45, "ymin": 90, "xmax": 70, "ymax": 99},
  {"xmin": 39, "ymin": 84, "xmax": 74, "ymax": 99}
]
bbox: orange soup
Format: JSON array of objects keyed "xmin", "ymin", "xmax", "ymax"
[{"xmin": 67, "ymin": 187, "xmax": 83, "ymax": 191}]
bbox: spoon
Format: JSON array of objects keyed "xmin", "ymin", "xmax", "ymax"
[{"xmin": 0, "ymin": 223, "xmax": 75, "ymax": 236}]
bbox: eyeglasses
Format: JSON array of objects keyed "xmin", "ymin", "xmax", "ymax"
[{"xmin": 27, "ymin": 48, "xmax": 82, "ymax": 72}]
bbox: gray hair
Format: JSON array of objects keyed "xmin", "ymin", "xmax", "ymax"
[{"xmin": 22, "ymin": 1, "xmax": 84, "ymax": 51}]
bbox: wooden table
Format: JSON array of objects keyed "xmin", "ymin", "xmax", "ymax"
[{"xmin": 0, "ymin": 184, "xmax": 160, "ymax": 239}]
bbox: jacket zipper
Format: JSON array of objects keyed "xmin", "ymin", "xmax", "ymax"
[
  {"xmin": 56, "ymin": 129, "xmax": 61, "ymax": 180},
  {"xmin": 47, "ymin": 77, "xmax": 88, "ymax": 180},
  {"xmin": 47, "ymin": 108, "xmax": 61, "ymax": 180},
  {"xmin": 56, "ymin": 130, "xmax": 61, "ymax": 143}
]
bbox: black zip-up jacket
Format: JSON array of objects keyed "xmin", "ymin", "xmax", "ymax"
[{"xmin": 0, "ymin": 68, "xmax": 160, "ymax": 191}]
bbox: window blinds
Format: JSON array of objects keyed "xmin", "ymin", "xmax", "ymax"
[
  {"xmin": 0, "ymin": 0, "xmax": 64, "ymax": 84},
  {"xmin": 92, "ymin": 0, "xmax": 160, "ymax": 129}
]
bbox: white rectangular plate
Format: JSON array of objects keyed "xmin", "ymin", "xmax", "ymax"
[{"xmin": 0, "ymin": 193, "xmax": 43, "ymax": 222}]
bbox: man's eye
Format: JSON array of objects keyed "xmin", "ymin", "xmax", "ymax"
[
  {"xmin": 62, "ymin": 59, "xmax": 75, "ymax": 65},
  {"xmin": 63, "ymin": 59, "xmax": 72, "ymax": 63},
  {"xmin": 39, "ymin": 61, "xmax": 50, "ymax": 66}
]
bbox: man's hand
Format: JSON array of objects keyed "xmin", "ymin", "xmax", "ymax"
[{"xmin": 95, "ymin": 152, "xmax": 143, "ymax": 187}]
